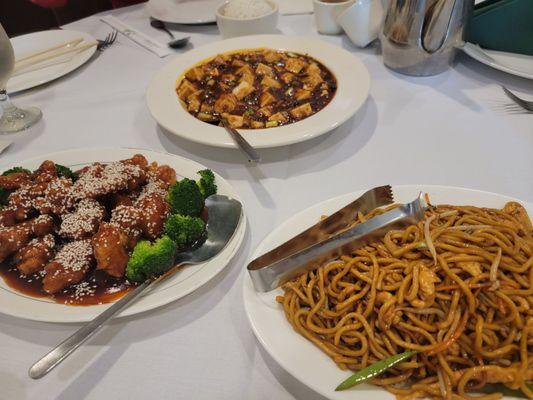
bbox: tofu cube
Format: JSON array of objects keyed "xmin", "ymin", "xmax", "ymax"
[
  {"xmin": 223, "ymin": 113, "xmax": 244, "ymax": 128},
  {"xmin": 259, "ymin": 91, "xmax": 276, "ymax": 107},
  {"xmin": 177, "ymin": 79, "xmax": 197, "ymax": 101},
  {"xmin": 289, "ymin": 103, "xmax": 313, "ymax": 119},
  {"xmin": 281, "ymin": 72, "xmax": 295, "ymax": 84},
  {"xmin": 268, "ymin": 112, "xmax": 288, "ymax": 123},
  {"xmin": 214, "ymin": 93, "xmax": 238, "ymax": 114},
  {"xmin": 285, "ymin": 58, "xmax": 308, "ymax": 74},
  {"xmin": 185, "ymin": 67, "xmax": 205, "ymax": 82},
  {"xmin": 303, "ymin": 73, "xmax": 323, "ymax": 90},
  {"xmin": 261, "ymin": 75, "xmax": 281, "ymax": 89},
  {"xmin": 232, "ymin": 80, "xmax": 255, "ymax": 100},
  {"xmin": 256, "ymin": 63, "xmax": 274, "ymax": 76}
]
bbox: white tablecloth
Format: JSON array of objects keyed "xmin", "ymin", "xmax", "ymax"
[{"xmin": 1, "ymin": 4, "xmax": 533, "ymax": 400}]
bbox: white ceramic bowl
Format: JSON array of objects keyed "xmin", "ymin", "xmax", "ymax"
[{"xmin": 216, "ymin": 0, "xmax": 279, "ymax": 39}]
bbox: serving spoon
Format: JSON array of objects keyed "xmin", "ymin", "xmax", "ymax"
[
  {"xmin": 29, "ymin": 194, "xmax": 242, "ymax": 379},
  {"xmin": 150, "ymin": 19, "xmax": 190, "ymax": 49}
]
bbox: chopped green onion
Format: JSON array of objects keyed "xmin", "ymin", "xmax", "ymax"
[
  {"xmin": 335, "ymin": 351, "xmax": 417, "ymax": 391},
  {"xmin": 416, "ymin": 242, "xmax": 428, "ymax": 249},
  {"xmin": 266, "ymin": 121, "xmax": 279, "ymax": 128},
  {"xmin": 243, "ymin": 108, "xmax": 254, "ymax": 117}
]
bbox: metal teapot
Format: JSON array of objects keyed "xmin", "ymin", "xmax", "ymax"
[{"xmin": 380, "ymin": 0, "xmax": 474, "ymax": 76}]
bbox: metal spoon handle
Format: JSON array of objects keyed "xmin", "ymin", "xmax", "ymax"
[
  {"xmin": 28, "ymin": 281, "xmax": 150, "ymax": 379},
  {"xmin": 222, "ymin": 121, "xmax": 261, "ymax": 163},
  {"xmin": 161, "ymin": 25, "xmax": 175, "ymax": 39}
]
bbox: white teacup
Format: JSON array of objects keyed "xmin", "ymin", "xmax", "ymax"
[
  {"xmin": 337, "ymin": 0, "xmax": 385, "ymax": 47},
  {"xmin": 313, "ymin": 0, "xmax": 355, "ymax": 35}
]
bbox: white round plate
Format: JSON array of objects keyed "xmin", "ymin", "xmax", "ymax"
[
  {"xmin": 0, "ymin": 148, "xmax": 246, "ymax": 323},
  {"xmin": 7, "ymin": 30, "xmax": 96, "ymax": 94},
  {"xmin": 147, "ymin": 35, "xmax": 370, "ymax": 149},
  {"xmin": 243, "ymin": 185, "xmax": 532, "ymax": 400},
  {"xmin": 146, "ymin": 0, "xmax": 219, "ymax": 24},
  {"xmin": 462, "ymin": 42, "xmax": 533, "ymax": 80}
]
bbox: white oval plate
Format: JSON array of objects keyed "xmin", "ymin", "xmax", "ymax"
[
  {"xmin": 243, "ymin": 185, "xmax": 532, "ymax": 400},
  {"xmin": 147, "ymin": 35, "xmax": 370, "ymax": 149},
  {"xmin": 0, "ymin": 148, "xmax": 246, "ymax": 323},
  {"xmin": 8, "ymin": 30, "xmax": 96, "ymax": 94},
  {"xmin": 462, "ymin": 42, "xmax": 533, "ymax": 80},
  {"xmin": 146, "ymin": 0, "xmax": 219, "ymax": 24}
]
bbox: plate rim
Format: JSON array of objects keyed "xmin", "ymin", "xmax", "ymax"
[
  {"xmin": 463, "ymin": 42, "xmax": 533, "ymax": 80},
  {"xmin": 243, "ymin": 184, "xmax": 533, "ymax": 400},
  {"xmin": 7, "ymin": 29, "xmax": 97, "ymax": 94},
  {"xmin": 146, "ymin": 0, "xmax": 217, "ymax": 24},
  {"xmin": 0, "ymin": 147, "xmax": 247, "ymax": 323},
  {"xmin": 146, "ymin": 34, "xmax": 371, "ymax": 149}
]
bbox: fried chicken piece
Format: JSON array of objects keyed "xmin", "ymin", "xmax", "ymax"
[
  {"xmin": 0, "ymin": 215, "xmax": 54, "ymax": 262},
  {"xmin": 2, "ymin": 181, "xmax": 50, "ymax": 224},
  {"xmin": 122, "ymin": 154, "xmax": 148, "ymax": 171},
  {"xmin": 32, "ymin": 160, "xmax": 57, "ymax": 183},
  {"xmin": 71, "ymin": 161, "xmax": 146, "ymax": 199},
  {"xmin": 92, "ymin": 223, "xmax": 129, "ymax": 278},
  {"xmin": 0, "ymin": 172, "xmax": 31, "ymax": 190},
  {"xmin": 59, "ymin": 199, "xmax": 105, "ymax": 240},
  {"xmin": 14, "ymin": 234, "xmax": 55, "ymax": 275},
  {"xmin": 146, "ymin": 163, "xmax": 176, "ymax": 189},
  {"xmin": 34, "ymin": 177, "xmax": 75, "ymax": 215},
  {"xmin": 110, "ymin": 205, "xmax": 143, "ymax": 247},
  {"xmin": 136, "ymin": 192, "xmax": 169, "ymax": 240},
  {"xmin": 43, "ymin": 239, "xmax": 94, "ymax": 294}
]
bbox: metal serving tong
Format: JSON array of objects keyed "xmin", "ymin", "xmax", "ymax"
[{"xmin": 248, "ymin": 187, "xmax": 428, "ymax": 292}]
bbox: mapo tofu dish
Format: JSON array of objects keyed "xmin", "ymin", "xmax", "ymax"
[
  {"xmin": 0, "ymin": 155, "xmax": 217, "ymax": 305},
  {"xmin": 176, "ymin": 48, "xmax": 337, "ymax": 129}
]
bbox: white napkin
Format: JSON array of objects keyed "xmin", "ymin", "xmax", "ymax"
[
  {"xmin": 100, "ymin": 15, "xmax": 172, "ymax": 58},
  {"xmin": 278, "ymin": 0, "xmax": 313, "ymax": 15},
  {"xmin": 0, "ymin": 141, "xmax": 11, "ymax": 155}
]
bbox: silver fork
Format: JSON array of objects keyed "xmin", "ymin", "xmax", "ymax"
[
  {"xmin": 502, "ymin": 86, "xmax": 533, "ymax": 113},
  {"xmin": 97, "ymin": 30, "xmax": 118, "ymax": 52}
]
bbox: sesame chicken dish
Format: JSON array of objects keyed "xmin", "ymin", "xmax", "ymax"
[
  {"xmin": 176, "ymin": 48, "xmax": 337, "ymax": 129},
  {"xmin": 0, "ymin": 155, "xmax": 217, "ymax": 305}
]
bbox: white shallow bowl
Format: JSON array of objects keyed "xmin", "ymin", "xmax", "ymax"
[
  {"xmin": 147, "ymin": 34, "xmax": 370, "ymax": 149},
  {"xmin": 0, "ymin": 148, "xmax": 246, "ymax": 323},
  {"xmin": 243, "ymin": 184, "xmax": 532, "ymax": 400},
  {"xmin": 216, "ymin": 0, "xmax": 279, "ymax": 39}
]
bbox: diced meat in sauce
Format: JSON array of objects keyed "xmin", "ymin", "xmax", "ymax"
[{"xmin": 176, "ymin": 49, "xmax": 337, "ymax": 129}]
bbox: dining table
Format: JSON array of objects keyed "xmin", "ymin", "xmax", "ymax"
[{"xmin": 1, "ymin": 3, "xmax": 533, "ymax": 400}]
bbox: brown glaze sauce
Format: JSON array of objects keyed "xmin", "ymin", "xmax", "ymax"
[{"xmin": 0, "ymin": 262, "xmax": 137, "ymax": 305}]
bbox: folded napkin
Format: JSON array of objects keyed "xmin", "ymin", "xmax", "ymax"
[
  {"xmin": 100, "ymin": 15, "xmax": 172, "ymax": 58},
  {"xmin": 277, "ymin": 0, "xmax": 313, "ymax": 15},
  {"xmin": 467, "ymin": 0, "xmax": 533, "ymax": 56}
]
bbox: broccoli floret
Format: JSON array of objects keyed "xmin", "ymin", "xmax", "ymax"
[
  {"xmin": 56, "ymin": 164, "xmax": 78, "ymax": 181},
  {"xmin": 0, "ymin": 188, "xmax": 9, "ymax": 208},
  {"xmin": 125, "ymin": 236, "xmax": 177, "ymax": 282},
  {"xmin": 196, "ymin": 169, "xmax": 217, "ymax": 199},
  {"xmin": 164, "ymin": 214, "xmax": 205, "ymax": 248},
  {"xmin": 2, "ymin": 166, "xmax": 31, "ymax": 176},
  {"xmin": 166, "ymin": 178, "xmax": 204, "ymax": 216}
]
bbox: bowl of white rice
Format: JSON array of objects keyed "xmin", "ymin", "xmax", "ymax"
[{"xmin": 216, "ymin": 0, "xmax": 279, "ymax": 39}]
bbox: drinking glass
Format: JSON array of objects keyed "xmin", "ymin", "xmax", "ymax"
[{"xmin": 0, "ymin": 23, "xmax": 42, "ymax": 134}]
